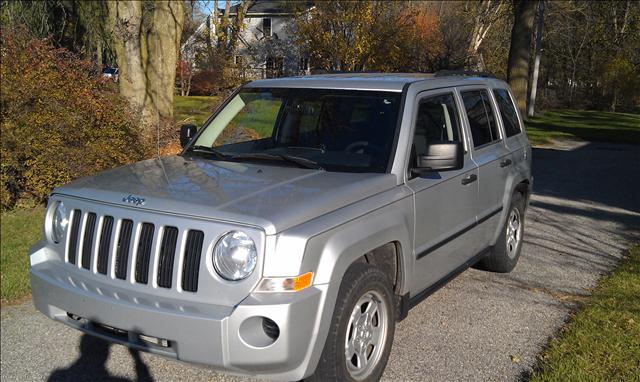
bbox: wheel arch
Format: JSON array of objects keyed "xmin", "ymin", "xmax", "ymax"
[
  {"xmin": 302, "ymin": 213, "xmax": 412, "ymax": 295},
  {"xmin": 295, "ymin": 204, "xmax": 413, "ymax": 379},
  {"xmin": 491, "ymin": 177, "xmax": 531, "ymax": 246}
]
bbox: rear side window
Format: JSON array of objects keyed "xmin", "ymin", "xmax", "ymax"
[
  {"xmin": 461, "ymin": 90, "xmax": 500, "ymax": 147},
  {"xmin": 493, "ymin": 89, "xmax": 521, "ymax": 137},
  {"xmin": 412, "ymin": 93, "xmax": 461, "ymax": 157}
]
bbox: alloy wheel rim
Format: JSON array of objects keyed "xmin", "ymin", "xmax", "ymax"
[
  {"xmin": 506, "ymin": 208, "xmax": 522, "ymax": 259},
  {"xmin": 344, "ymin": 290, "xmax": 388, "ymax": 380}
]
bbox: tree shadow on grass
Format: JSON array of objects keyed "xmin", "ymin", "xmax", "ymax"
[{"xmin": 48, "ymin": 334, "xmax": 153, "ymax": 382}]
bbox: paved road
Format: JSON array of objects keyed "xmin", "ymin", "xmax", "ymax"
[{"xmin": 2, "ymin": 141, "xmax": 639, "ymax": 382}]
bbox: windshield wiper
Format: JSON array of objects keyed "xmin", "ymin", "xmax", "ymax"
[
  {"xmin": 278, "ymin": 154, "xmax": 324, "ymax": 170},
  {"xmin": 185, "ymin": 145, "xmax": 231, "ymax": 160},
  {"xmin": 230, "ymin": 153, "xmax": 323, "ymax": 170},
  {"xmin": 186, "ymin": 147, "xmax": 323, "ymax": 170}
]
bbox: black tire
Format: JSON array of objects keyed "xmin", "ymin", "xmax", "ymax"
[
  {"xmin": 476, "ymin": 192, "xmax": 526, "ymax": 273},
  {"xmin": 306, "ymin": 263, "xmax": 396, "ymax": 382}
]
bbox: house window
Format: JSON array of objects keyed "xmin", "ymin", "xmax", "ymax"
[
  {"xmin": 266, "ymin": 56, "xmax": 283, "ymax": 70},
  {"xmin": 299, "ymin": 56, "xmax": 309, "ymax": 72},
  {"xmin": 262, "ymin": 18, "xmax": 272, "ymax": 37},
  {"xmin": 266, "ymin": 56, "xmax": 284, "ymax": 78}
]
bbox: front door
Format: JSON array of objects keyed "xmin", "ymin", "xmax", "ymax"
[{"xmin": 407, "ymin": 90, "xmax": 482, "ymax": 295}]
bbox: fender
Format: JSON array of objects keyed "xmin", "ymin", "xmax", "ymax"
[
  {"xmin": 303, "ymin": 196, "xmax": 413, "ymax": 290},
  {"xmin": 490, "ymin": 145, "xmax": 532, "ymax": 246}
]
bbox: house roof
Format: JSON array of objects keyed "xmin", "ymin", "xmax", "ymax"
[{"xmin": 226, "ymin": 0, "xmax": 313, "ymax": 16}]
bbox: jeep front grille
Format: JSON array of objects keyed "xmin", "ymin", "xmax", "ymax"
[
  {"xmin": 157, "ymin": 226, "xmax": 178, "ymax": 288},
  {"xmin": 134, "ymin": 223, "xmax": 155, "ymax": 284},
  {"xmin": 181, "ymin": 230, "xmax": 204, "ymax": 292},
  {"xmin": 66, "ymin": 211, "xmax": 204, "ymax": 292},
  {"xmin": 81, "ymin": 213, "xmax": 97, "ymax": 270},
  {"xmin": 97, "ymin": 216, "xmax": 114, "ymax": 275},
  {"xmin": 67, "ymin": 209, "xmax": 82, "ymax": 265},
  {"xmin": 115, "ymin": 219, "xmax": 133, "ymax": 280}
]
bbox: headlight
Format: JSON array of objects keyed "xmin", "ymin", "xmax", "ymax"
[
  {"xmin": 213, "ymin": 231, "xmax": 257, "ymax": 281},
  {"xmin": 50, "ymin": 201, "xmax": 68, "ymax": 243}
]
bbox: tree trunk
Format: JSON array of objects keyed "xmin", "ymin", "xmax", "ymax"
[
  {"xmin": 185, "ymin": 68, "xmax": 192, "ymax": 96},
  {"xmin": 107, "ymin": 0, "xmax": 183, "ymax": 139},
  {"xmin": 96, "ymin": 39, "xmax": 103, "ymax": 68},
  {"xmin": 507, "ymin": 0, "xmax": 537, "ymax": 116},
  {"xmin": 107, "ymin": 1, "xmax": 147, "ymax": 119},
  {"xmin": 145, "ymin": 1, "xmax": 184, "ymax": 121},
  {"xmin": 467, "ymin": 0, "xmax": 503, "ymax": 71},
  {"xmin": 527, "ymin": 0, "xmax": 544, "ymax": 117}
]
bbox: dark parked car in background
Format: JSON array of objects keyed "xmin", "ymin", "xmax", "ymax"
[{"xmin": 102, "ymin": 67, "xmax": 118, "ymax": 83}]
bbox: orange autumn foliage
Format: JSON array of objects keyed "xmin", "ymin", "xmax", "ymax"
[{"xmin": 1, "ymin": 28, "xmax": 150, "ymax": 210}]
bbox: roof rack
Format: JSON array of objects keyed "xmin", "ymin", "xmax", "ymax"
[
  {"xmin": 434, "ymin": 70, "xmax": 497, "ymax": 78},
  {"xmin": 310, "ymin": 69, "xmax": 381, "ymax": 75}
]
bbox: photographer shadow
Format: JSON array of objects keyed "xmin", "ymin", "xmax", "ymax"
[{"xmin": 48, "ymin": 334, "xmax": 153, "ymax": 382}]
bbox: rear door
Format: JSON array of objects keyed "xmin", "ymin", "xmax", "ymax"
[
  {"xmin": 407, "ymin": 90, "xmax": 482, "ymax": 294},
  {"xmin": 492, "ymin": 87, "xmax": 529, "ymax": 182},
  {"xmin": 459, "ymin": 88, "xmax": 509, "ymax": 248}
]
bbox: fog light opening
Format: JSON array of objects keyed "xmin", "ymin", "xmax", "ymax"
[
  {"xmin": 238, "ymin": 316, "xmax": 280, "ymax": 348},
  {"xmin": 262, "ymin": 317, "xmax": 280, "ymax": 341}
]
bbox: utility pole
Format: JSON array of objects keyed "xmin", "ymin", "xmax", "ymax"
[{"xmin": 528, "ymin": 0, "xmax": 544, "ymax": 117}]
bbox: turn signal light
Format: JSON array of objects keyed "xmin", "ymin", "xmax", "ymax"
[{"xmin": 255, "ymin": 272, "xmax": 314, "ymax": 292}]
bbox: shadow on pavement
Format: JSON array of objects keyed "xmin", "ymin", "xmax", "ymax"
[
  {"xmin": 532, "ymin": 142, "xmax": 640, "ymax": 215},
  {"xmin": 467, "ymin": 141, "xmax": 640, "ymax": 310},
  {"xmin": 48, "ymin": 334, "xmax": 153, "ymax": 382}
]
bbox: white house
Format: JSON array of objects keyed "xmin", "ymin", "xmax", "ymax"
[{"xmin": 183, "ymin": 0, "xmax": 313, "ymax": 79}]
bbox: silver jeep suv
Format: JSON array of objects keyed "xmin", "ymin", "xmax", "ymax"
[{"xmin": 30, "ymin": 73, "xmax": 532, "ymax": 381}]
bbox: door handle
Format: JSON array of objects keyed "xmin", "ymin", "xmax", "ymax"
[
  {"xmin": 461, "ymin": 174, "xmax": 477, "ymax": 185},
  {"xmin": 500, "ymin": 159, "xmax": 512, "ymax": 168}
]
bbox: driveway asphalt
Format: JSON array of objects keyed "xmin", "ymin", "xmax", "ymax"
[{"xmin": 2, "ymin": 140, "xmax": 639, "ymax": 382}]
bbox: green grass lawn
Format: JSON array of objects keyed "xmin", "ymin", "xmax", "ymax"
[
  {"xmin": 525, "ymin": 109, "xmax": 640, "ymax": 146},
  {"xmin": 174, "ymin": 95, "xmax": 221, "ymax": 127},
  {"xmin": 230, "ymin": 98, "xmax": 282, "ymax": 138},
  {"xmin": 530, "ymin": 245, "xmax": 640, "ymax": 382},
  {"xmin": 0, "ymin": 207, "xmax": 43, "ymax": 304},
  {"xmin": 177, "ymin": 95, "xmax": 280, "ymax": 140}
]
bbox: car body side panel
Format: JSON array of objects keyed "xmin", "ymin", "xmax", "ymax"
[
  {"xmin": 265, "ymin": 185, "xmax": 413, "ymax": 376},
  {"xmin": 276, "ymin": 186, "xmax": 414, "ymax": 289}
]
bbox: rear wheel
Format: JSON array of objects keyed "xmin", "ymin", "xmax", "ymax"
[
  {"xmin": 477, "ymin": 192, "xmax": 526, "ymax": 273},
  {"xmin": 307, "ymin": 263, "xmax": 395, "ymax": 381}
]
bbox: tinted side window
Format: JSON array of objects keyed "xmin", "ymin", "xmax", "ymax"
[
  {"xmin": 493, "ymin": 89, "xmax": 521, "ymax": 137},
  {"xmin": 413, "ymin": 93, "xmax": 461, "ymax": 158},
  {"xmin": 461, "ymin": 90, "xmax": 499, "ymax": 147}
]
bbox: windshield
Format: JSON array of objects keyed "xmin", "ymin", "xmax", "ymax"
[{"xmin": 189, "ymin": 88, "xmax": 402, "ymax": 173}]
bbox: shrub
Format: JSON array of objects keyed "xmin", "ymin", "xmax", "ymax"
[
  {"xmin": 189, "ymin": 69, "xmax": 225, "ymax": 96},
  {"xmin": 0, "ymin": 28, "xmax": 150, "ymax": 210}
]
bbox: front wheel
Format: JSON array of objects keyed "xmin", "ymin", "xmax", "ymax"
[{"xmin": 307, "ymin": 263, "xmax": 396, "ymax": 381}]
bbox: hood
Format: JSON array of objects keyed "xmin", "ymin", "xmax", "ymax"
[{"xmin": 55, "ymin": 156, "xmax": 397, "ymax": 234}]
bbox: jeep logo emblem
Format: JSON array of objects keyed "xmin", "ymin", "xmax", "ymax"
[{"xmin": 122, "ymin": 194, "xmax": 146, "ymax": 206}]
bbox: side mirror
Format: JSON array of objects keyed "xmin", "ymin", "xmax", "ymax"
[
  {"xmin": 412, "ymin": 141, "xmax": 463, "ymax": 174},
  {"xmin": 180, "ymin": 124, "xmax": 198, "ymax": 148}
]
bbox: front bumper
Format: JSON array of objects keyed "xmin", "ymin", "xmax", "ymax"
[{"xmin": 30, "ymin": 249, "xmax": 331, "ymax": 380}]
